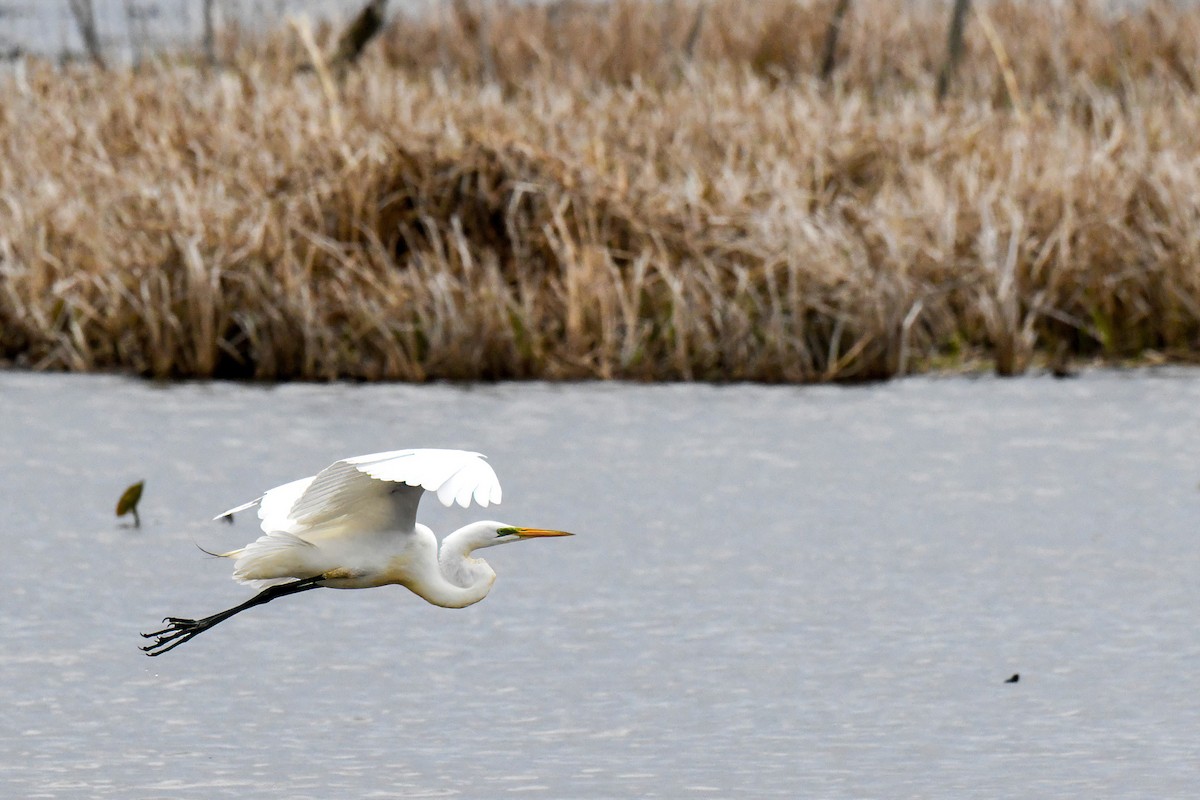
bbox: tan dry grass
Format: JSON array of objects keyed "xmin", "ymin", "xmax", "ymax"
[{"xmin": 1, "ymin": 0, "xmax": 1199, "ymax": 380}]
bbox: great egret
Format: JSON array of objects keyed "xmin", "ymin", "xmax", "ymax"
[{"xmin": 141, "ymin": 449, "xmax": 572, "ymax": 656}]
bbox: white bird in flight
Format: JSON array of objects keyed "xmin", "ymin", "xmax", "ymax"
[{"xmin": 141, "ymin": 449, "xmax": 572, "ymax": 656}]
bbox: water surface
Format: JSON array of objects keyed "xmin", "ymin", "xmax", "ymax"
[{"xmin": 1, "ymin": 371, "xmax": 1198, "ymax": 797}]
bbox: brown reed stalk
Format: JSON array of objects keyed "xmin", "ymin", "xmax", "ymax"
[
  {"xmin": 820, "ymin": 0, "xmax": 852, "ymax": 80},
  {"xmin": 937, "ymin": 0, "xmax": 972, "ymax": 101},
  {"xmin": 683, "ymin": 1, "xmax": 708, "ymax": 61},
  {"xmin": 973, "ymin": 4, "xmax": 1024, "ymax": 123},
  {"xmin": 66, "ymin": 0, "xmax": 107, "ymax": 69},
  {"xmin": 202, "ymin": 0, "xmax": 217, "ymax": 66},
  {"xmin": 329, "ymin": 0, "xmax": 389, "ymax": 72}
]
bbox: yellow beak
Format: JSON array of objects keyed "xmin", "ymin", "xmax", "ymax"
[{"xmin": 514, "ymin": 527, "xmax": 574, "ymax": 538}]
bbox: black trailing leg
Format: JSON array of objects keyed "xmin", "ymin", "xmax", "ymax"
[{"xmin": 140, "ymin": 576, "xmax": 325, "ymax": 656}]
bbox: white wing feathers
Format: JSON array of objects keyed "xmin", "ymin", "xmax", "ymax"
[
  {"xmin": 345, "ymin": 449, "xmax": 502, "ymax": 508},
  {"xmin": 214, "ymin": 449, "xmax": 502, "ymax": 535}
]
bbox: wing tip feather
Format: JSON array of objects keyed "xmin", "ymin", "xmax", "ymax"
[{"xmin": 213, "ymin": 497, "xmax": 261, "ymax": 521}]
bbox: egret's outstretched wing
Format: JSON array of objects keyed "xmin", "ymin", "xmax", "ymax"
[{"xmin": 215, "ymin": 449, "xmax": 502, "ymax": 535}]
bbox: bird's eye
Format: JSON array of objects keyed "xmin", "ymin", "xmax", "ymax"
[{"xmin": 496, "ymin": 526, "xmax": 518, "ymax": 537}]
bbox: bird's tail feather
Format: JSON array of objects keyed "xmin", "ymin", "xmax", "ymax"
[
  {"xmin": 194, "ymin": 541, "xmax": 241, "ymax": 559},
  {"xmin": 230, "ymin": 531, "xmax": 319, "ymax": 587}
]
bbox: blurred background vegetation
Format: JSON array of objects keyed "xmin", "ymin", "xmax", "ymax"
[{"xmin": 1, "ymin": 1, "xmax": 1198, "ymax": 381}]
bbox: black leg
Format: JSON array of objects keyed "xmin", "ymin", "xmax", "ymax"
[{"xmin": 140, "ymin": 575, "xmax": 325, "ymax": 656}]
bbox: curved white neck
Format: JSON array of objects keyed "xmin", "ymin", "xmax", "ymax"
[{"xmin": 409, "ymin": 525, "xmax": 498, "ymax": 609}]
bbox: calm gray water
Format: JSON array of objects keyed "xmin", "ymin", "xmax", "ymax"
[{"xmin": 1, "ymin": 370, "xmax": 1198, "ymax": 797}]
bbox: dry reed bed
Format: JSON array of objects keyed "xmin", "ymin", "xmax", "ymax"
[{"xmin": 2, "ymin": 0, "xmax": 1200, "ymax": 380}]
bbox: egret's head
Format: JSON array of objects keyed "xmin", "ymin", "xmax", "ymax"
[
  {"xmin": 439, "ymin": 521, "xmax": 574, "ymax": 591},
  {"xmin": 471, "ymin": 521, "xmax": 574, "ymax": 549}
]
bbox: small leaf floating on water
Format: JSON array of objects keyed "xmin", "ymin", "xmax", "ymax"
[
  {"xmin": 1005, "ymin": 673, "xmax": 1020, "ymax": 684},
  {"xmin": 116, "ymin": 480, "xmax": 145, "ymax": 528}
]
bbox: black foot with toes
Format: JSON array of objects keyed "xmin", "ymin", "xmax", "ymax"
[{"xmin": 140, "ymin": 616, "xmax": 212, "ymax": 656}]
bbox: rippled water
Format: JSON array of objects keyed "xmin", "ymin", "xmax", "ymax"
[{"xmin": 1, "ymin": 370, "xmax": 1198, "ymax": 797}]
